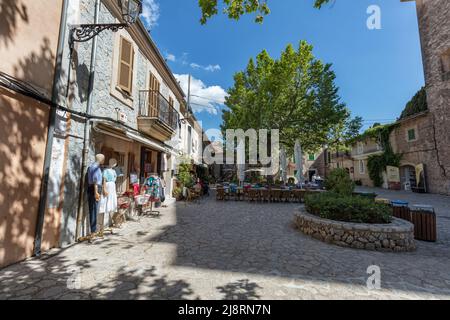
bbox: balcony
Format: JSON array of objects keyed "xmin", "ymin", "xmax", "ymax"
[
  {"xmin": 138, "ymin": 90, "xmax": 179, "ymax": 142},
  {"xmin": 351, "ymin": 142, "xmax": 383, "ymax": 159}
]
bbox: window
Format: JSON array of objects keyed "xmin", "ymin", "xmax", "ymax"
[
  {"xmin": 357, "ymin": 142, "xmax": 364, "ymax": 155},
  {"xmin": 359, "ymin": 160, "xmax": 365, "ymax": 174},
  {"xmin": 117, "ymin": 37, "xmax": 134, "ymax": 95},
  {"xmin": 188, "ymin": 126, "xmax": 192, "ymax": 154},
  {"xmin": 309, "ymin": 154, "xmax": 315, "ymax": 161},
  {"xmin": 148, "ymin": 73, "xmax": 160, "ymax": 117},
  {"xmin": 407, "ymin": 128, "xmax": 417, "ymax": 142}
]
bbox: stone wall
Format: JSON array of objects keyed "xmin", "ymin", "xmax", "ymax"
[
  {"xmin": 414, "ymin": 0, "xmax": 450, "ymax": 195},
  {"xmin": 390, "ymin": 112, "xmax": 444, "ymax": 193},
  {"xmin": 294, "ymin": 210, "xmax": 416, "ymax": 252}
]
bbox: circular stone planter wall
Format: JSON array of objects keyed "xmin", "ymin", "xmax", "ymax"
[{"xmin": 294, "ymin": 210, "xmax": 416, "ymax": 252}]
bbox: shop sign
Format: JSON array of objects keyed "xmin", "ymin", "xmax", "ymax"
[{"xmin": 386, "ymin": 166, "xmax": 400, "ymax": 183}]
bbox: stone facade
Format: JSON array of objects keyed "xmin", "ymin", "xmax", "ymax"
[
  {"xmin": 406, "ymin": 0, "xmax": 450, "ymax": 195},
  {"xmin": 390, "ymin": 111, "xmax": 442, "ymax": 192},
  {"xmin": 294, "ymin": 210, "xmax": 416, "ymax": 252},
  {"xmin": 47, "ymin": 0, "xmax": 198, "ymax": 245},
  {"xmin": 348, "ymin": 137, "xmax": 383, "ymax": 187}
]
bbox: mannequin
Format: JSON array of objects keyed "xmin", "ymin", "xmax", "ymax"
[
  {"xmin": 87, "ymin": 154, "xmax": 105, "ymax": 236},
  {"xmin": 99, "ymin": 158, "xmax": 118, "ymax": 234}
]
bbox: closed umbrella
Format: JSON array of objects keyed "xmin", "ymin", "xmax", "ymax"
[
  {"xmin": 237, "ymin": 139, "xmax": 246, "ymax": 185},
  {"xmin": 280, "ymin": 146, "xmax": 287, "ymax": 184},
  {"xmin": 294, "ymin": 140, "xmax": 304, "ymax": 187}
]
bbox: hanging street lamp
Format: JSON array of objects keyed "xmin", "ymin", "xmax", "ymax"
[{"xmin": 69, "ymin": 0, "xmax": 142, "ymax": 51}]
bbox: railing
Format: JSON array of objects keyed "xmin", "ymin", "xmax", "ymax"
[
  {"xmin": 351, "ymin": 144, "xmax": 383, "ymax": 156},
  {"xmin": 138, "ymin": 90, "xmax": 179, "ymax": 131}
]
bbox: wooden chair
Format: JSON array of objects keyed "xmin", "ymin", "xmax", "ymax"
[
  {"xmin": 270, "ymin": 189, "xmax": 282, "ymax": 203},
  {"xmin": 186, "ymin": 188, "xmax": 201, "ymax": 204},
  {"xmin": 292, "ymin": 189, "xmax": 306, "ymax": 203},
  {"xmin": 242, "ymin": 188, "xmax": 249, "ymax": 201},
  {"xmin": 216, "ymin": 188, "xmax": 225, "ymax": 201},
  {"xmin": 281, "ymin": 190, "xmax": 292, "ymax": 203},
  {"xmin": 260, "ymin": 189, "xmax": 271, "ymax": 202},
  {"xmin": 235, "ymin": 188, "xmax": 244, "ymax": 201},
  {"xmin": 247, "ymin": 189, "xmax": 260, "ymax": 202}
]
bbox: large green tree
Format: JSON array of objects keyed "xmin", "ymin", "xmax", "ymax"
[
  {"xmin": 199, "ymin": 0, "xmax": 333, "ymax": 24},
  {"xmin": 222, "ymin": 41, "xmax": 359, "ymax": 153}
]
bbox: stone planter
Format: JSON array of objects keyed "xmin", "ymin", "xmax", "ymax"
[{"xmin": 294, "ymin": 210, "xmax": 416, "ymax": 252}]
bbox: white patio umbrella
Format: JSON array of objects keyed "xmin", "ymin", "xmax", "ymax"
[
  {"xmin": 237, "ymin": 139, "xmax": 246, "ymax": 185},
  {"xmin": 294, "ymin": 140, "xmax": 304, "ymax": 187},
  {"xmin": 280, "ymin": 146, "xmax": 287, "ymax": 184}
]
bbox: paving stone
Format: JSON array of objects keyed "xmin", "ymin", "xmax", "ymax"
[{"xmin": 1, "ymin": 188, "xmax": 450, "ymax": 300}]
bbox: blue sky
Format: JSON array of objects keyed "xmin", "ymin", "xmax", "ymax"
[{"xmin": 142, "ymin": 0, "xmax": 424, "ymax": 134}]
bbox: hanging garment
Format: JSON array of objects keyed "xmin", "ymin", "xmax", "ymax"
[{"xmin": 144, "ymin": 176, "xmax": 161, "ymax": 201}]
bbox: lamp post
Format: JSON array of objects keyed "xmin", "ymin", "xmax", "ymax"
[{"xmin": 69, "ymin": 0, "xmax": 142, "ymax": 51}]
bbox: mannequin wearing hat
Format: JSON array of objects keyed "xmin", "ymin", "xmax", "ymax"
[{"xmin": 98, "ymin": 158, "xmax": 118, "ymax": 235}]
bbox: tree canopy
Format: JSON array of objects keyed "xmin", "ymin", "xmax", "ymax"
[
  {"xmin": 198, "ymin": 0, "xmax": 333, "ymax": 24},
  {"xmin": 221, "ymin": 41, "xmax": 360, "ymax": 153},
  {"xmin": 399, "ymin": 86, "xmax": 428, "ymax": 120}
]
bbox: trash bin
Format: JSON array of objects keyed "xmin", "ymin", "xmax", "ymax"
[
  {"xmin": 391, "ymin": 200, "xmax": 411, "ymax": 222},
  {"xmin": 410, "ymin": 205, "xmax": 437, "ymax": 242}
]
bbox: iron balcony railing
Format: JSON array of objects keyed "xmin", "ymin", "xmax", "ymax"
[
  {"xmin": 351, "ymin": 144, "xmax": 383, "ymax": 156},
  {"xmin": 138, "ymin": 90, "xmax": 179, "ymax": 132},
  {"xmin": 330, "ymin": 151, "xmax": 351, "ymax": 159}
]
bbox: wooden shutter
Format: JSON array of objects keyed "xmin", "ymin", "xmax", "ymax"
[
  {"xmin": 118, "ymin": 37, "xmax": 134, "ymax": 94},
  {"xmin": 148, "ymin": 73, "xmax": 160, "ymax": 117}
]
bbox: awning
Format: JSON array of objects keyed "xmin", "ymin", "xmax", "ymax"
[
  {"xmin": 125, "ymin": 131, "xmax": 167, "ymax": 153},
  {"xmin": 92, "ymin": 121, "xmax": 176, "ymax": 155}
]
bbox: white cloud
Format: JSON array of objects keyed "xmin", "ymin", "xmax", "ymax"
[
  {"xmin": 205, "ymin": 65, "xmax": 221, "ymax": 72},
  {"xmin": 190, "ymin": 63, "xmax": 221, "ymax": 72},
  {"xmin": 165, "ymin": 53, "xmax": 176, "ymax": 62},
  {"xmin": 141, "ymin": 0, "xmax": 160, "ymax": 29},
  {"xmin": 174, "ymin": 74, "xmax": 227, "ymax": 115}
]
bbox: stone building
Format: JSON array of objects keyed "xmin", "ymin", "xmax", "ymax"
[
  {"xmin": 390, "ymin": 111, "xmax": 436, "ymax": 192},
  {"xmin": 45, "ymin": 0, "xmax": 207, "ymax": 244},
  {"xmin": 0, "ymin": 0, "xmax": 206, "ymax": 267},
  {"xmin": 330, "ymin": 1, "xmax": 450, "ymax": 195},
  {"xmin": 342, "ymin": 108, "xmax": 446, "ymax": 194},
  {"xmin": 402, "ymin": 0, "xmax": 450, "ymax": 195},
  {"xmin": 348, "ymin": 137, "xmax": 383, "ymax": 188}
]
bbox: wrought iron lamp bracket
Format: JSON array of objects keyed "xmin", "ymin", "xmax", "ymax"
[{"xmin": 69, "ymin": 23, "xmax": 127, "ymax": 51}]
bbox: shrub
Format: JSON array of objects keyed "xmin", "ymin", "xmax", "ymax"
[
  {"xmin": 324, "ymin": 168, "xmax": 355, "ymax": 195},
  {"xmin": 178, "ymin": 163, "xmax": 194, "ymax": 188},
  {"xmin": 172, "ymin": 187, "xmax": 183, "ymax": 200},
  {"xmin": 305, "ymin": 192, "xmax": 392, "ymax": 224}
]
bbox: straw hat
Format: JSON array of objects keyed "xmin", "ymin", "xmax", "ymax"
[{"xmin": 109, "ymin": 158, "xmax": 118, "ymax": 168}]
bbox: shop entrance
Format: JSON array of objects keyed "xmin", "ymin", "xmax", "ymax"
[
  {"xmin": 400, "ymin": 165, "xmax": 417, "ymax": 191},
  {"xmin": 140, "ymin": 147, "xmax": 162, "ymax": 182}
]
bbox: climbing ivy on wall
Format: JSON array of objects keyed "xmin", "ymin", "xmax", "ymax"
[
  {"xmin": 349, "ymin": 124, "xmax": 402, "ymax": 187},
  {"xmin": 365, "ymin": 124, "xmax": 402, "ymax": 187}
]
